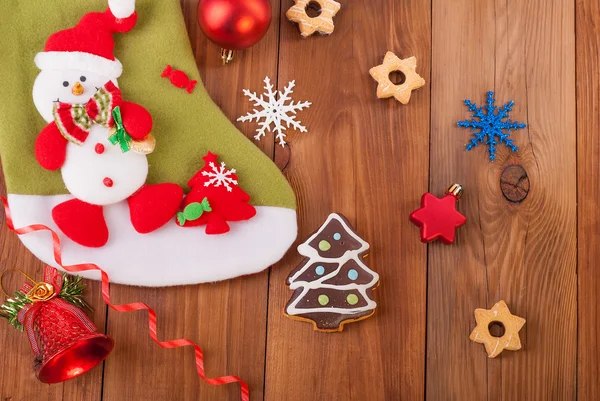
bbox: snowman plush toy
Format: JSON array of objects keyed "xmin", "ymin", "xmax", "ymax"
[
  {"xmin": 32, "ymin": 0, "xmax": 183, "ymax": 248},
  {"xmin": 2, "ymin": 0, "xmax": 298, "ymax": 287}
]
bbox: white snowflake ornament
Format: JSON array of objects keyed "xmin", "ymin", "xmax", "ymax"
[
  {"xmin": 202, "ymin": 161, "xmax": 238, "ymax": 192},
  {"xmin": 238, "ymin": 77, "xmax": 311, "ymax": 147}
]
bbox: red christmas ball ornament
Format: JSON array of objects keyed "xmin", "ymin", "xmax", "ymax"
[
  {"xmin": 410, "ymin": 184, "xmax": 467, "ymax": 244},
  {"xmin": 197, "ymin": 0, "xmax": 272, "ymax": 64}
]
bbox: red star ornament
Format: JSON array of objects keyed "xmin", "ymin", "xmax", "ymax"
[{"xmin": 410, "ymin": 184, "xmax": 466, "ymax": 244}]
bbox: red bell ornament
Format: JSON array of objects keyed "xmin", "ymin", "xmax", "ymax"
[
  {"xmin": 197, "ymin": 0, "xmax": 272, "ymax": 64},
  {"xmin": 0, "ymin": 266, "xmax": 113, "ymax": 384}
]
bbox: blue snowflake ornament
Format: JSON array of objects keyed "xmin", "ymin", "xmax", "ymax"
[{"xmin": 458, "ymin": 91, "xmax": 526, "ymax": 162}]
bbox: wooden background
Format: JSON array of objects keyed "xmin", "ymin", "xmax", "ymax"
[{"xmin": 0, "ymin": 0, "xmax": 597, "ymax": 399}]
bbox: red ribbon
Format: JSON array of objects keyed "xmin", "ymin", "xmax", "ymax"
[
  {"xmin": 20, "ymin": 265, "xmax": 63, "ymax": 293},
  {"xmin": 0, "ymin": 196, "xmax": 249, "ymax": 401}
]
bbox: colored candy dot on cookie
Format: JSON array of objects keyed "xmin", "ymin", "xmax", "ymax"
[
  {"xmin": 315, "ymin": 265, "xmax": 325, "ymax": 275},
  {"xmin": 348, "ymin": 269, "xmax": 358, "ymax": 280},
  {"xmin": 333, "ymin": 232, "xmax": 341, "ymax": 240},
  {"xmin": 318, "ymin": 294, "xmax": 329, "ymax": 305},
  {"xmin": 319, "ymin": 240, "xmax": 331, "ymax": 251},
  {"xmin": 346, "ymin": 294, "xmax": 359, "ymax": 305}
]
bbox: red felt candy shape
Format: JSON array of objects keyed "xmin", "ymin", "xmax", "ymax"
[{"xmin": 161, "ymin": 65, "xmax": 197, "ymax": 94}]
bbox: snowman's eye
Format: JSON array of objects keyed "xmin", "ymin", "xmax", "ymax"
[
  {"xmin": 62, "ymin": 81, "xmax": 69, "ymax": 87},
  {"xmin": 80, "ymin": 76, "xmax": 86, "ymax": 82}
]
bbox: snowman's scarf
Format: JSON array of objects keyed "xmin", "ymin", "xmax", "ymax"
[{"xmin": 52, "ymin": 81, "xmax": 122, "ymax": 145}]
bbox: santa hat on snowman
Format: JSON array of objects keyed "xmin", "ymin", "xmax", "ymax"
[{"xmin": 34, "ymin": 0, "xmax": 137, "ymax": 80}]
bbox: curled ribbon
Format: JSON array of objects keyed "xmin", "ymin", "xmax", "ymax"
[
  {"xmin": 0, "ymin": 196, "xmax": 249, "ymax": 401},
  {"xmin": 108, "ymin": 106, "xmax": 132, "ymax": 153}
]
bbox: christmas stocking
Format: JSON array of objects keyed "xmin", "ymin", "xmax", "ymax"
[{"xmin": 0, "ymin": 0, "xmax": 297, "ymax": 286}]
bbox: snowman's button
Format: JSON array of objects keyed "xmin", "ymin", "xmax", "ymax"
[
  {"xmin": 95, "ymin": 143, "xmax": 105, "ymax": 154},
  {"xmin": 103, "ymin": 177, "xmax": 114, "ymax": 187}
]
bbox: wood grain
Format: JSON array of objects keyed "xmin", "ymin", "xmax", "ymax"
[
  {"xmin": 101, "ymin": 0, "xmax": 280, "ymax": 400},
  {"xmin": 576, "ymin": 0, "xmax": 600, "ymax": 399},
  {"xmin": 0, "ymin": 0, "xmax": 594, "ymax": 399},
  {"xmin": 264, "ymin": 0, "xmax": 429, "ymax": 400},
  {"xmin": 428, "ymin": 0, "xmax": 577, "ymax": 400}
]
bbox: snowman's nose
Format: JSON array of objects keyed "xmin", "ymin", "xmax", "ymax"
[{"xmin": 72, "ymin": 82, "xmax": 84, "ymax": 96}]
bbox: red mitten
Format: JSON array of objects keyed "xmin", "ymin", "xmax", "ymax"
[
  {"xmin": 35, "ymin": 123, "xmax": 68, "ymax": 170},
  {"xmin": 120, "ymin": 101, "xmax": 153, "ymax": 140}
]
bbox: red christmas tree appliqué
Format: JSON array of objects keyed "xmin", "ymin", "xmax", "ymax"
[{"xmin": 177, "ymin": 152, "xmax": 256, "ymax": 234}]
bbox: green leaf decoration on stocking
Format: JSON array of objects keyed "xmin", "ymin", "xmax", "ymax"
[
  {"xmin": 108, "ymin": 106, "xmax": 132, "ymax": 153},
  {"xmin": 177, "ymin": 198, "xmax": 212, "ymax": 226}
]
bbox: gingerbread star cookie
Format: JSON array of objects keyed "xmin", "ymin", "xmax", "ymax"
[
  {"xmin": 369, "ymin": 51, "xmax": 425, "ymax": 104},
  {"xmin": 469, "ymin": 300, "xmax": 526, "ymax": 358},
  {"xmin": 286, "ymin": 0, "xmax": 341, "ymax": 37}
]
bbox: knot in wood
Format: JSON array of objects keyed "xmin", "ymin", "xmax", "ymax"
[{"xmin": 500, "ymin": 164, "xmax": 529, "ymax": 203}]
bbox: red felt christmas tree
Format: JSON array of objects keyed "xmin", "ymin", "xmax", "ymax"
[{"xmin": 177, "ymin": 152, "xmax": 256, "ymax": 234}]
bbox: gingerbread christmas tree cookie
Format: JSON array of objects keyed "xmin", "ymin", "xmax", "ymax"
[
  {"xmin": 286, "ymin": 0, "xmax": 341, "ymax": 38},
  {"xmin": 284, "ymin": 213, "xmax": 379, "ymax": 332},
  {"xmin": 469, "ymin": 300, "xmax": 526, "ymax": 358},
  {"xmin": 369, "ymin": 51, "xmax": 425, "ymax": 104}
]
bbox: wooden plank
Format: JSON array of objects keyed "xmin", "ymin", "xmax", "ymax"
[
  {"xmin": 0, "ymin": 175, "xmax": 106, "ymax": 400},
  {"xmin": 100, "ymin": 0, "xmax": 280, "ymax": 400},
  {"xmin": 576, "ymin": 0, "xmax": 600, "ymax": 399},
  {"xmin": 428, "ymin": 0, "xmax": 577, "ymax": 399},
  {"xmin": 264, "ymin": 0, "xmax": 430, "ymax": 399}
]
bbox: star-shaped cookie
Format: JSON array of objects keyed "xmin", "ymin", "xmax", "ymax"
[
  {"xmin": 369, "ymin": 52, "xmax": 425, "ymax": 104},
  {"xmin": 286, "ymin": 0, "xmax": 341, "ymax": 37},
  {"xmin": 470, "ymin": 300, "xmax": 526, "ymax": 358},
  {"xmin": 409, "ymin": 191, "xmax": 466, "ymax": 244}
]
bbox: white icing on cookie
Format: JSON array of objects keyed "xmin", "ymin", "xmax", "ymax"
[{"xmin": 286, "ymin": 213, "xmax": 379, "ymax": 317}]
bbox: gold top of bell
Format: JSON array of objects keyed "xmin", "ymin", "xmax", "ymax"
[{"xmin": 445, "ymin": 183, "xmax": 464, "ymax": 200}]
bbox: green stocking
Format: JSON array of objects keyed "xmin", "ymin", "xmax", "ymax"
[{"xmin": 0, "ymin": 0, "xmax": 297, "ymax": 286}]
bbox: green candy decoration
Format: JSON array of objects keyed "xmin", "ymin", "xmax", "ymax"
[
  {"xmin": 318, "ymin": 240, "xmax": 331, "ymax": 251},
  {"xmin": 108, "ymin": 106, "xmax": 133, "ymax": 153},
  {"xmin": 318, "ymin": 294, "xmax": 329, "ymax": 306},
  {"xmin": 176, "ymin": 197, "xmax": 212, "ymax": 226},
  {"xmin": 346, "ymin": 294, "xmax": 359, "ymax": 305}
]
